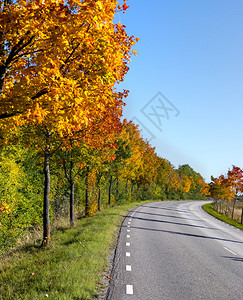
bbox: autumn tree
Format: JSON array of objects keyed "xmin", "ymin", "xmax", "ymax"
[
  {"xmin": 61, "ymin": 141, "xmax": 85, "ymax": 227},
  {"xmin": 1, "ymin": 0, "xmax": 138, "ymax": 245},
  {"xmin": 120, "ymin": 120, "xmax": 144, "ymax": 195},
  {"xmin": 209, "ymin": 166, "xmax": 243, "ymax": 215},
  {"xmin": 0, "ymin": 0, "xmax": 137, "ymax": 125},
  {"xmin": 0, "ymin": 143, "xmax": 44, "ymax": 248},
  {"xmin": 107, "ymin": 132, "xmax": 131, "ymax": 204},
  {"xmin": 209, "ymin": 174, "xmax": 234, "ymax": 213},
  {"xmin": 177, "ymin": 164, "xmax": 206, "ymax": 199}
]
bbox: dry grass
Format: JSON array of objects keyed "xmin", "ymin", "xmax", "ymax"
[
  {"xmin": 203, "ymin": 203, "xmax": 243, "ymax": 230},
  {"xmin": 213, "ymin": 200, "xmax": 243, "ymax": 224},
  {"xmin": 233, "ymin": 202, "xmax": 243, "ymax": 222}
]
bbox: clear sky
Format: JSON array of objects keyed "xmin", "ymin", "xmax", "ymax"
[{"xmin": 115, "ymin": 0, "xmax": 243, "ymax": 183}]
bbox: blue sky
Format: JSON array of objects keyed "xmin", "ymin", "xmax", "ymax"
[{"xmin": 115, "ymin": 0, "xmax": 243, "ymax": 182}]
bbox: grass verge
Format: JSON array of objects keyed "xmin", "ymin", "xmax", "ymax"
[
  {"xmin": 203, "ymin": 203, "xmax": 243, "ymax": 230},
  {"xmin": 0, "ymin": 201, "xmax": 145, "ymax": 300}
]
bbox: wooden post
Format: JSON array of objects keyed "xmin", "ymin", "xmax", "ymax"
[{"xmin": 231, "ymin": 198, "xmax": 236, "ymax": 220}]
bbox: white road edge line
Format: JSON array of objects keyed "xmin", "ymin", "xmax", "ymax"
[
  {"xmin": 223, "ymin": 247, "xmax": 237, "ymax": 256},
  {"xmin": 126, "ymin": 285, "xmax": 133, "ymax": 295},
  {"xmin": 126, "ymin": 265, "xmax": 132, "ymax": 271}
]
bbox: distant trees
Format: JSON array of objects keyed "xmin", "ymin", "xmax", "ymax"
[{"xmin": 209, "ymin": 166, "xmax": 243, "ymax": 220}]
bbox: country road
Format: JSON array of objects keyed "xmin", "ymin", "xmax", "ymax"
[{"xmin": 106, "ymin": 201, "xmax": 243, "ymax": 300}]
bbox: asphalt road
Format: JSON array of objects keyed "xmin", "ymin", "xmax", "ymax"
[{"xmin": 106, "ymin": 201, "xmax": 243, "ymax": 300}]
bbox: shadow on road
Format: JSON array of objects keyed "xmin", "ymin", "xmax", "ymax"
[
  {"xmin": 129, "ymin": 215, "xmax": 218, "ymax": 230},
  {"xmin": 123, "ymin": 225, "xmax": 243, "ymax": 244},
  {"xmin": 144, "ymin": 205, "xmax": 193, "ymax": 214},
  {"xmin": 134, "ymin": 210, "xmax": 201, "ymax": 222},
  {"xmin": 222, "ymin": 256, "xmax": 243, "ymax": 262}
]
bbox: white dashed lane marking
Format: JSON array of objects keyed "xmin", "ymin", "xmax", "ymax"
[
  {"xmin": 124, "ymin": 207, "xmax": 140, "ymax": 296},
  {"xmin": 126, "ymin": 285, "xmax": 133, "ymax": 295},
  {"xmin": 126, "ymin": 265, "xmax": 132, "ymax": 271},
  {"xmin": 223, "ymin": 246, "xmax": 237, "ymax": 256}
]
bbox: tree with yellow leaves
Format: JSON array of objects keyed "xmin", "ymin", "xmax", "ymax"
[
  {"xmin": 1, "ymin": 0, "xmax": 138, "ymax": 245},
  {"xmin": 0, "ymin": 0, "xmax": 137, "ymax": 137}
]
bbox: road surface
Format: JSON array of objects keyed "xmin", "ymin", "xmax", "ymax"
[{"xmin": 106, "ymin": 201, "xmax": 243, "ymax": 300}]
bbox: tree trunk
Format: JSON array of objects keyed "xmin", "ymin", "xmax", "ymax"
[
  {"xmin": 125, "ymin": 179, "xmax": 129, "ymax": 195},
  {"xmin": 0, "ymin": 26, "xmax": 6, "ymax": 100},
  {"xmin": 70, "ymin": 179, "xmax": 75, "ymax": 227},
  {"xmin": 241, "ymin": 208, "xmax": 243, "ymax": 224},
  {"xmin": 131, "ymin": 181, "xmax": 135, "ymax": 194},
  {"xmin": 69, "ymin": 150, "xmax": 75, "ymax": 227},
  {"xmin": 97, "ymin": 173, "xmax": 103, "ymax": 211},
  {"xmin": 116, "ymin": 177, "xmax": 119, "ymax": 198},
  {"xmin": 85, "ymin": 167, "xmax": 89, "ymax": 217},
  {"xmin": 0, "ymin": 65, "xmax": 6, "ymax": 100},
  {"xmin": 42, "ymin": 149, "xmax": 51, "ymax": 247},
  {"xmin": 98, "ymin": 186, "xmax": 101, "ymax": 211},
  {"xmin": 108, "ymin": 175, "xmax": 113, "ymax": 205}
]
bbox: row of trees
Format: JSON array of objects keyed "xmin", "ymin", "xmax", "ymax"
[
  {"xmin": 208, "ymin": 166, "xmax": 243, "ymax": 219},
  {"xmin": 0, "ymin": 118, "xmax": 208, "ymax": 250},
  {"xmin": 0, "ymin": 0, "xmax": 137, "ymax": 247},
  {"xmin": 0, "ymin": 0, "xmax": 207, "ymax": 250}
]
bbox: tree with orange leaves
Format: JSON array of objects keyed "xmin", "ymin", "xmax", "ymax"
[
  {"xmin": 227, "ymin": 165, "xmax": 243, "ymax": 218},
  {"xmin": 210, "ymin": 175, "xmax": 234, "ymax": 201},
  {"xmin": 227, "ymin": 166, "xmax": 243, "ymax": 196},
  {"xmin": 1, "ymin": 0, "xmax": 138, "ymax": 246},
  {"xmin": 0, "ymin": 0, "xmax": 138, "ymax": 134}
]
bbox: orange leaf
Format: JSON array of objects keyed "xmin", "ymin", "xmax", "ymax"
[{"xmin": 122, "ymin": 3, "xmax": 129, "ymax": 11}]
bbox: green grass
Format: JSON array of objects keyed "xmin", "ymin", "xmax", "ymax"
[
  {"xmin": 203, "ymin": 203, "xmax": 243, "ymax": 230},
  {"xmin": 0, "ymin": 201, "xmax": 145, "ymax": 300}
]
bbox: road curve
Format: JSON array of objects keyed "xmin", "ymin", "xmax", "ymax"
[{"xmin": 106, "ymin": 201, "xmax": 243, "ymax": 300}]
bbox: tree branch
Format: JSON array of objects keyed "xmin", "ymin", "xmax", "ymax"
[
  {"xmin": 9, "ymin": 49, "xmax": 44, "ymax": 67},
  {"xmin": 5, "ymin": 34, "xmax": 35, "ymax": 67},
  {"xmin": 60, "ymin": 42, "xmax": 81, "ymax": 73}
]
